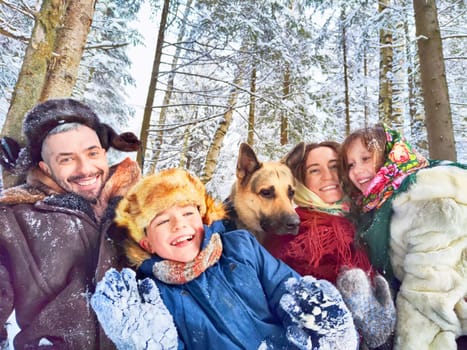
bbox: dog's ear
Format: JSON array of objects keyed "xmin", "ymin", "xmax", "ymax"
[
  {"xmin": 236, "ymin": 142, "xmax": 261, "ymax": 183},
  {"xmin": 282, "ymin": 142, "xmax": 305, "ymax": 175}
]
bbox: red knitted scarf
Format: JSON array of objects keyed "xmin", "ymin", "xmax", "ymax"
[{"xmin": 266, "ymin": 208, "xmax": 371, "ymax": 283}]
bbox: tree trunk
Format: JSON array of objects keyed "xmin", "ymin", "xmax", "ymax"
[
  {"xmin": 363, "ymin": 47, "xmax": 369, "ymax": 128},
  {"xmin": 2, "ymin": 0, "xmax": 67, "ymax": 145},
  {"xmin": 40, "ymin": 0, "xmax": 96, "ymax": 100},
  {"xmin": 392, "ymin": 15, "xmax": 405, "ymax": 127},
  {"xmin": 404, "ymin": 3, "xmax": 427, "ymax": 152},
  {"xmin": 179, "ymin": 123, "xmax": 192, "ymax": 168},
  {"xmin": 137, "ymin": 0, "xmax": 170, "ymax": 170},
  {"xmin": 247, "ymin": 63, "xmax": 256, "ymax": 146},
  {"xmin": 280, "ymin": 64, "xmax": 290, "ymax": 145},
  {"xmin": 342, "ymin": 9, "xmax": 350, "ymax": 135},
  {"xmin": 413, "ymin": 0, "xmax": 456, "ymax": 160},
  {"xmin": 2, "ymin": 0, "xmax": 67, "ymax": 188},
  {"xmin": 201, "ymin": 72, "xmax": 243, "ymax": 184},
  {"xmin": 149, "ymin": 0, "xmax": 192, "ymax": 172},
  {"xmin": 378, "ymin": 0, "xmax": 394, "ymax": 126}
]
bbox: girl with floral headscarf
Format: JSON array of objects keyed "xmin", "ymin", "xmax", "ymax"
[{"xmin": 341, "ymin": 124, "xmax": 467, "ymax": 350}]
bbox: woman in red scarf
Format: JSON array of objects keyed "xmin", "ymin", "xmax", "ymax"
[
  {"xmin": 264, "ymin": 141, "xmax": 372, "ymax": 283},
  {"xmin": 263, "ymin": 141, "xmax": 397, "ymax": 349}
]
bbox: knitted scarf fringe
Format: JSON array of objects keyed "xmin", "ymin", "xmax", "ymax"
[{"xmin": 287, "ymin": 209, "xmax": 371, "ymax": 283}]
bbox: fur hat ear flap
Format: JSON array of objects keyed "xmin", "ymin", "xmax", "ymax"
[
  {"xmin": 115, "ymin": 192, "xmax": 147, "ymax": 243},
  {"xmin": 0, "ymin": 137, "xmax": 22, "ymax": 172},
  {"xmin": 0, "ymin": 137, "xmax": 33, "ymax": 174},
  {"xmin": 203, "ymin": 195, "xmax": 226, "ymax": 225},
  {"xmin": 97, "ymin": 123, "xmax": 140, "ymax": 152}
]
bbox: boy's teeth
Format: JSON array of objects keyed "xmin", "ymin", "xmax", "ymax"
[{"xmin": 172, "ymin": 235, "xmax": 194, "ymax": 245}]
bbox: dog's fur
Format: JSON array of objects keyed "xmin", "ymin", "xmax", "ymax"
[{"xmin": 226, "ymin": 142, "xmax": 305, "ymax": 244}]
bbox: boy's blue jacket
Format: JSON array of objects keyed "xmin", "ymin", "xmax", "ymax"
[{"xmin": 138, "ymin": 221, "xmax": 300, "ymax": 349}]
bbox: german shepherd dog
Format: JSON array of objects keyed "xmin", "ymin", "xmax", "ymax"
[{"xmin": 226, "ymin": 142, "xmax": 305, "ymax": 244}]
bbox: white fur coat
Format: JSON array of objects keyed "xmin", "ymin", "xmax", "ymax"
[{"xmin": 390, "ymin": 165, "xmax": 467, "ymax": 349}]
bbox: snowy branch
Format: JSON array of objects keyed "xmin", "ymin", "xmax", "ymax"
[
  {"xmin": 85, "ymin": 42, "xmax": 131, "ymax": 51},
  {"xmin": 1, "ymin": 0, "xmax": 35, "ymax": 19},
  {"xmin": 0, "ymin": 24, "xmax": 29, "ymax": 42},
  {"xmin": 442, "ymin": 34, "xmax": 467, "ymax": 40},
  {"xmin": 444, "ymin": 56, "xmax": 467, "ymax": 60}
]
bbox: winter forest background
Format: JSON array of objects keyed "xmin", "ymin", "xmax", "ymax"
[
  {"xmin": 1, "ymin": 0, "xmax": 466, "ymax": 201},
  {"xmin": 0, "ymin": 0, "xmax": 466, "ymax": 347}
]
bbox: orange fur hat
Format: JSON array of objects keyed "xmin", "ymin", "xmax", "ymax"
[{"xmin": 115, "ymin": 168, "xmax": 226, "ymax": 243}]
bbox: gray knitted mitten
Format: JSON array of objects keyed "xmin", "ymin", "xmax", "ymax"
[{"xmin": 336, "ymin": 268, "xmax": 396, "ymax": 349}]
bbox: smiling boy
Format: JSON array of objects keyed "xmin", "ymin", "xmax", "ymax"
[{"xmin": 92, "ymin": 168, "xmax": 360, "ymax": 350}]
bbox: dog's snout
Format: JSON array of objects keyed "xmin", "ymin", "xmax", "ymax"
[
  {"xmin": 288, "ymin": 216, "xmax": 300, "ymax": 227},
  {"xmin": 260, "ymin": 212, "xmax": 300, "ymax": 236},
  {"xmin": 286, "ymin": 215, "xmax": 300, "ymax": 235}
]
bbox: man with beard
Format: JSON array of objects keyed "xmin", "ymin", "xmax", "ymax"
[{"xmin": 0, "ymin": 98, "xmax": 142, "ymax": 349}]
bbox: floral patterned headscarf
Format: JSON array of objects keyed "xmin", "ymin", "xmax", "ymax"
[{"xmin": 362, "ymin": 125, "xmax": 429, "ymax": 212}]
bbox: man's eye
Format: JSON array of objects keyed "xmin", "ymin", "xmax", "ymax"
[
  {"xmin": 58, "ymin": 157, "xmax": 72, "ymax": 164},
  {"xmin": 183, "ymin": 211, "xmax": 194, "ymax": 217},
  {"xmin": 89, "ymin": 149, "xmax": 103, "ymax": 158}
]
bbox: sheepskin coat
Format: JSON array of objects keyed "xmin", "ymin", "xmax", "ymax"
[
  {"xmin": 389, "ymin": 165, "xmax": 467, "ymax": 350},
  {"xmin": 0, "ymin": 157, "xmax": 140, "ymax": 350}
]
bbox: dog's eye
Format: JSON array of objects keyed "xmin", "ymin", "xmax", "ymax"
[
  {"xmin": 288, "ymin": 187, "xmax": 295, "ymax": 199},
  {"xmin": 259, "ymin": 188, "xmax": 274, "ymax": 198}
]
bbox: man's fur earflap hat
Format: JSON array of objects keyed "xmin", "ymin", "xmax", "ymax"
[
  {"xmin": 115, "ymin": 168, "xmax": 226, "ymax": 244},
  {"xmin": 0, "ymin": 98, "xmax": 140, "ymax": 173}
]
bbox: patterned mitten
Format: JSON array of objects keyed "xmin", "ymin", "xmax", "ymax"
[
  {"xmin": 336, "ymin": 268, "xmax": 396, "ymax": 349},
  {"xmin": 280, "ymin": 276, "xmax": 359, "ymax": 350},
  {"xmin": 91, "ymin": 268, "xmax": 178, "ymax": 350}
]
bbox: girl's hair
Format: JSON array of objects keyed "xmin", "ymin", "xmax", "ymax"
[
  {"xmin": 293, "ymin": 141, "xmax": 341, "ymax": 184},
  {"xmin": 340, "ymin": 124, "xmax": 387, "ymax": 196}
]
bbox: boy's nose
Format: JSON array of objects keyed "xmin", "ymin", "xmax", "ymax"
[{"xmin": 171, "ymin": 215, "xmax": 186, "ymax": 230}]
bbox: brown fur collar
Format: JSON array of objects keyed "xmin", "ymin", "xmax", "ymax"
[
  {"xmin": 93, "ymin": 157, "xmax": 141, "ymax": 219},
  {"xmin": 0, "ymin": 183, "xmax": 47, "ymax": 205},
  {"xmin": 0, "ymin": 166, "xmax": 60, "ymax": 205},
  {"xmin": 123, "ymin": 239, "xmax": 152, "ymax": 268}
]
